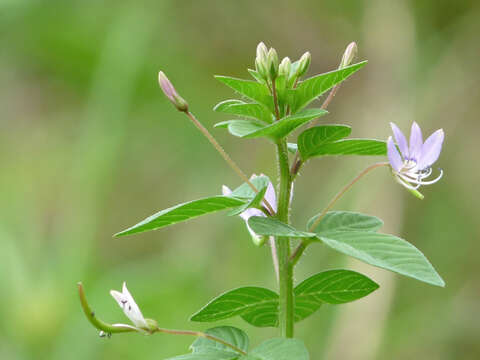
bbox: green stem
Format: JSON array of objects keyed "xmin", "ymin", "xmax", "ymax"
[{"xmin": 275, "ymin": 140, "xmax": 294, "ymax": 338}]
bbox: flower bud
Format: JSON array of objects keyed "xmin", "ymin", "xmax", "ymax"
[
  {"xmin": 339, "ymin": 42, "xmax": 357, "ymax": 69},
  {"xmin": 158, "ymin": 71, "xmax": 189, "ymax": 112},
  {"xmin": 267, "ymin": 48, "xmax": 279, "ymax": 79},
  {"xmin": 255, "ymin": 56, "xmax": 269, "ymax": 80},
  {"xmin": 296, "ymin": 51, "xmax": 311, "ymax": 77},
  {"xmin": 278, "ymin": 57, "xmax": 291, "ymax": 77},
  {"xmin": 256, "ymin": 42, "xmax": 268, "ymax": 61},
  {"xmin": 252, "ymin": 234, "xmax": 267, "ymax": 247}
]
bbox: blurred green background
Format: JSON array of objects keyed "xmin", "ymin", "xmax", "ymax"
[{"xmin": 1, "ymin": 0, "xmax": 479, "ymax": 359}]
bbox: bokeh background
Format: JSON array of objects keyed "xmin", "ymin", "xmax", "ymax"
[{"xmin": 1, "ymin": 0, "xmax": 479, "ymax": 359}]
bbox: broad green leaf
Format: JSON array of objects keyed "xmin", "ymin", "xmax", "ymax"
[
  {"xmin": 298, "ymin": 125, "xmax": 352, "ymax": 160},
  {"xmin": 248, "ymin": 217, "xmax": 315, "ymax": 238},
  {"xmin": 290, "ymin": 61, "xmax": 367, "ymax": 113},
  {"xmin": 214, "ymin": 100, "xmax": 273, "ymax": 123},
  {"xmin": 115, "ymin": 196, "xmax": 245, "ymax": 237},
  {"xmin": 167, "ymin": 326, "xmax": 248, "ymax": 360},
  {"xmin": 308, "ymin": 211, "xmax": 383, "ymax": 236},
  {"xmin": 214, "ymin": 120, "xmax": 266, "ymax": 138},
  {"xmin": 315, "ymin": 232, "xmax": 445, "ymax": 287},
  {"xmin": 304, "ymin": 138, "xmax": 387, "ymax": 157},
  {"xmin": 247, "ymin": 338, "xmax": 309, "ymax": 360},
  {"xmin": 247, "ymin": 69, "xmax": 264, "ymax": 83},
  {"xmin": 228, "ymin": 185, "xmax": 267, "ymax": 216},
  {"xmin": 229, "ymin": 175, "xmax": 271, "ymax": 200},
  {"xmin": 190, "ymin": 287, "xmax": 279, "ymax": 328},
  {"xmin": 242, "ymin": 108, "xmax": 328, "ymax": 140},
  {"xmin": 191, "ymin": 326, "xmax": 249, "ymax": 355},
  {"xmin": 294, "ymin": 269, "xmax": 379, "ymax": 306},
  {"xmin": 215, "ymin": 76, "xmax": 274, "ymax": 112}
]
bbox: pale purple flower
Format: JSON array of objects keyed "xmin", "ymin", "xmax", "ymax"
[
  {"xmin": 222, "ymin": 174, "xmax": 277, "ymax": 245},
  {"xmin": 110, "ymin": 282, "xmax": 148, "ymax": 330},
  {"xmin": 387, "ymin": 122, "xmax": 444, "ymax": 192}
]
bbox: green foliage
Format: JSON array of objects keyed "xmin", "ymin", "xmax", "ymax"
[
  {"xmin": 115, "ymin": 196, "xmax": 245, "ymax": 237},
  {"xmin": 298, "ymin": 125, "xmax": 352, "ymax": 160},
  {"xmin": 248, "ymin": 217, "xmax": 315, "ymax": 238},
  {"xmin": 215, "ymin": 109, "xmax": 327, "ymax": 140},
  {"xmin": 229, "ymin": 175, "xmax": 271, "ymax": 199},
  {"xmin": 228, "ymin": 185, "xmax": 267, "ymax": 216},
  {"xmin": 294, "ymin": 270, "xmax": 379, "ymax": 307},
  {"xmin": 302, "ymin": 138, "xmax": 386, "ymax": 157},
  {"xmin": 167, "ymin": 326, "xmax": 248, "ymax": 360},
  {"xmin": 289, "ymin": 61, "xmax": 367, "ymax": 113},
  {"xmin": 307, "ymin": 211, "xmax": 383, "ymax": 235},
  {"xmin": 314, "ymin": 232, "xmax": 445, "ymax": 287},
  {"xmin": 214, "ymin": 100, "xmax": 273, "ymax": 123},
  {"xmin": 245, "ymin": 338, "xmax": 309, "ymax": 360},
  {"xmin": 214, "ymin": 76, "xmax": 274, "ymax": 113},
  {"xmin": 190, "ymin": 287, "xmax": 279, "ymax": 327}
]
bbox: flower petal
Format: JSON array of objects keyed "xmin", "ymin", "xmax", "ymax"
[
  {"xmin": 264, "ymin": 180, "xmax": 277, "ymax": 213},
  {"xmin": 110, "ymin": 282, "xmax": 148, "ymax": 328},
  {"xmin": 390, "ymin": 122, "xmax": 409, "ymax": 159},
  {"xmin": 409, "ymin": 122, "xmax": 423, "ymax": 162},
  {"xmin": 387, "ymin": 136, "xmax": 403, "ymax": 172},
  {"xmin": 239, "ymin": 208, "xmax": 264, "ymax": 221},
  {"xmin": 222, "ymin": 185, "xmax": 232, "ymax": 196},
  {"xmin": 417, "ymin": 129, "xmax": 444, "ymax": 170}
]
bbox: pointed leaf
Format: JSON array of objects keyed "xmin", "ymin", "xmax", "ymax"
[
  {"xmin": 248, "ymin": 338, "xmax": 309, "ymax": 360},
  {"xmin": 214, "ymin": 100, "xmax": 273, "ymax": 123},
  {"xmin": 228, "ymin": 185, "xmax": 267, "ymax": 216},
  {"xmin": 298, "ymin": 125, "xmax": 352, "ymax": 160},
  {"xmin": 290, "ymin": 61, "xmax": 367, "ymax": 113},
  {"xmin": 242, "ymin": 108, "xmax": 328, "ymax": 140},
  {"xmin": 166, "ymin": 354, "xmax": 237, "ymax": 360},
  {"xmin": 190, "ymin": 287, "xmax": 279, "ymax": 328},
  {"xmin": 191, "ymin": 326, "xmax": 249, "ymax": 354},
  {"xmin": 305, "ymin": 138, "xmax": 387, "ymax": 157},
  {"xmin": 315, "ymin": 232, "xmax": 445, "ymax": 287},
  {"xmin": 215, "ymin": 76, "xmax": 274, "ymax": 112},
  {"xmin": 214, "ymin": 120, "xmax": 266, "ymax": 138},
  {"xmin": 115, "ymin": 196, "xmax": 245, "ymax": 237},
  {"xmin": 248, "ymin": 217, "xmax": 315, "ymax": 238},
  {"xmin": 308, "ymin": 211, "xmax": 383, "ymax": 236},
  {"xmin": 229, "ymin": 175, "xmax": 271, "ymax": 200}
]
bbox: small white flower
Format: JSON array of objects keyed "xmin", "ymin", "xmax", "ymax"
[{"xmin": 110, "ymin": 282, "xmax": 148, "ymax": 329}]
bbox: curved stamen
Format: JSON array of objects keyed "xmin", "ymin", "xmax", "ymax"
[
  {"xmin": 400, "ymin": 169, "xmax": 443, "ymax": 186},
  {"xmin": 396, "ymin": 174, "xmax": 421, "ymax": 190}
]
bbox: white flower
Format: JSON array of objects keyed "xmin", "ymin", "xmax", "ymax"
[{"xmin": 110, "ymin": 282, "xmax": 148, "ymax": 329}]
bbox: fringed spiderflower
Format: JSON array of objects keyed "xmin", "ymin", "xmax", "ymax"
[
  {"xmin": 387, "ymin": 122, "xmax": 444, "ymax": 197},
  {"xmin": 110, "ymin": 282, "xmax": 151, "ymax": 331}
]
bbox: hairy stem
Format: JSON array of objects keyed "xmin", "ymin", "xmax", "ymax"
[
  {"xmin": 275, "ymin": 140, "xmax": 294, "ymax": 338},
  {"xmin": 185, "ymin": 111, "xmax": 275, "ymax": 215},
  {"xmin": 272, "ymin": 78, "xmax": 281, "ymax": 120}
]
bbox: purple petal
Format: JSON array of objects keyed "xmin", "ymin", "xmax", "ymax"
[
  {"xmin": 390, "ymin": 122, "xmax": 409, "ymax": 159},
  {"xmin": 264, "ymin": 180, "xmax": 277, "ymax": 213},
  {"xmin": 409, "ymin": 122, "xmax": 423, "ymax": 162},
  {"xmin": 239, "ymin": 208, "xmax": 264, "ymax": 221},
  {"xmin": 417, "ymin": 129, "xmax": 444, "ymax": 169},
  {"xmin": 387, "ymin": 136, "xmax": 403, "ymax": 172}
]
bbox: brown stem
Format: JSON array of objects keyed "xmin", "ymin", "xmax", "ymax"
[{"xmin": 185, "ymin": 111, "xmax": 275, "ymax": 215}]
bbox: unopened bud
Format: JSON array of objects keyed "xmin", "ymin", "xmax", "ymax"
[
  {"xmin": 252, "ymin": 234, "xmax": 267, "ymax": 247},
  {"xmin": 158, "ymin": 71, "xmax": 189, "ymax": 112},
  {"xmin": 339, "ymin": 42, "xmax": 357, "ymax": 69},
  {"xmin": 267, "ymin": 48, "xmax": 279, "ymax": 79},
  {"xmin": 256, "ymin": 42, "xmax": 268, "ymax": 61},
  {"xmin": 296, "ymin": 51, "xmax": 311, "ymax": 77},
  {"xmin": 255, "ymin": 56, "xmax": 269, "ymax": 80},
  {"xmin": 278, "ymin": 57, "xmax": 292, "ymax": 77}
]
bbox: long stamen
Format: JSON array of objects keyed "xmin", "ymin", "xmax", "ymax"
[{"xmin": 400, "ymin": 169, "xmax": 443, "ymax": 185}]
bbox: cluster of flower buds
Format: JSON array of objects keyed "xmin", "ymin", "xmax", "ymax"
[{"xmin": 255, "ymin": 42, "xmax": 312, "ymax": 83}]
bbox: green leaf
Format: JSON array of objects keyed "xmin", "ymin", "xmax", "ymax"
[
  {"xmin": 214, "ymin": 120, "xmax": 266, "ymax": 138},
  {"xmin": 247, "ymin": 69, "xmax": 264, "ymax": 83},
  {"xmin": 294, "ymin": 269, "xmax": 379, "ymax": 306},
  {"xmin": 167, "ymin": 326, "xmax": 248, "ymax": 360},
  {"xmin": 229, "ymin": 175, "xmax": 270, "ymax": 200},
  {"xmin": 214, "ymin": 100, "xmax": 273, "ymax": 123},
  {"xmin": 247, "ymin": 338, "xmax": 309, "ymax": 360},
  {"xmin": 298, "ymin": 125, "xmax": 352, "ymax": 160},
  {"xmin": 287, "ymin": 143, "xmax": 298, "ymax": 153},
  {"xmin": 290, "ymin": 61, "xmax": 367, "ymax": 113},
  {"xmin": 315, "ymin": 232, "xmax": 445, "ymax": 287},
  {"xmin": 190, "ymin": 287, "xmax": 279, "ymax": 328},
  {"xmin": 248, "ymin": 217, "xmax": 315, "ymax": 238},
  {"xmin": 228, "ymin": 185, "xmax": 267, "ymax": 216},
  {"xmin": 191, "ymin": 326, "xmax": 249, "ymax": 354},
  {"xmin": 304, "ymin": 139, "xmax": 387, "ymax": 157},
  {"xmin": 243, "ymin": 108, "xmax": 328, "ymax": 140},
  {"xmin": 215, "ymin": 76, "xmax": 274, "ymax": 112},
  {"xmin": 308, "ymin": 211, "xmax": 383, "ymax": 236},
  {"xmin": 115, "ymin": 196, "xmax": 245, "ymax": 237}
]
